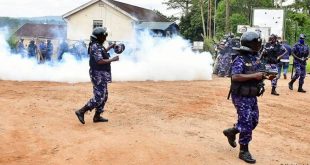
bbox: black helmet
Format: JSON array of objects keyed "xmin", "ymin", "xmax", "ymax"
[
  {"xmin": 300, "ymin": 34, "xmax": 306, "ymax": 39},
  {"xmin": 114, "ymin": 43, "xmax": 125, "ymax": 54},
  {"xmin": 91, "ymin": 27, "xmax": 108, "ymax": 40},
  {"xmin": 240, "ymin": 32, "xmax": 262, "ymax": 52}
]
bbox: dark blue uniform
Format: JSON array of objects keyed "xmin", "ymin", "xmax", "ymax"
[
  {"xmin": 16, "ymin": 40, "xmax": 26, "ymax": 56},
  {"xmin": 28, "ymin": 41, "xmax": 37, "ymax": 58},
  {"xmin": 292, "ymin": 41, "xmax": 309, "ymax": 85},
  {"xmin": 86, "ymin": 42, "xmax": 111, "ymax": 114},
  {"xmin": 231, "ymin": 53, "xmax": 261, "ymax": 145},
  {"xmin": 57, "ymin": 41, "xmax": 69, "ymax": 61},
  {"xmin": 39, "ymin": 42, "xmax": 47, "ymax": 61},
  {"xmin": 46, "ymin": 41, "xmax": 53, "ymax": 61},
  {"xmin": 261, "ymin": 43, "xmax": 285, "ymax": 88}
]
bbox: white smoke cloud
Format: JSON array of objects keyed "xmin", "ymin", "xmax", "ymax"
[{"xmin": 0, "ymin": 28, "xmax": 213, "ymax": 83}]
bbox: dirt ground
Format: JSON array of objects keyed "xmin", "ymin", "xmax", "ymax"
[{"xmin": 0, "ymin": 76, "xmax": 309, "ymax": 165}]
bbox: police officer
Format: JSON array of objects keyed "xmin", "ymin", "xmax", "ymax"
[
  {"xmin": 57, "ymin": 39, "xmax": 69, "ymax": 61},
  {"xmin": 75, "ymin": 27, "xmax": 119, "ymax": 124},
  {"xmin": 223, "ymin": 32, "xmax": 274, "ymax": 164},
  {"xmin": 38, "ymin": 40, "xmax": 47, "ymax": 62},
  {"xmin": 16, "ymin": 38, "xmax": 26, "ymax": 56},
  {"xmin": 46, "ymin": 39, "xmax": 53, "ymax": 61},
  {"xmin": 261, "ymin": 34, "xmax": 286, "ymax": 96},
  {"xmin": 213, "ymin": 41, "xmax": 226, "ymax": 75},
  {"xmin": 27, "ymin": 40, "xmax": 37, "ymax": 58},
  {"xmin": 289, "ymin": 34, "xmax": 309, "ymax": 93},
  {"xmin": 277, "ymin": 40, "xmax": 291, "ymax": 79}
]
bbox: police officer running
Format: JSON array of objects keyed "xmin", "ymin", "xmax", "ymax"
[
  {"xmin": 223, "ymin": 32, "xmax": 275, "ymax": 164},
  {"xmin": 75, "ymin": 27, "xmax": 119, "ymax": 124},
  {"xmin": 288, "ymin": 34, "xmax": 309, "ymax": 93}
]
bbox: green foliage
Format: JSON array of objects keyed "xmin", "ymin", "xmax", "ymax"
[
  {"xmin": 178, "ymin": 0, "xmax": 207, "ymax": 41},
  {"xmin": 7, "ymin": 34, "xmax": 18, "ymax": 49},
  {"xmin": 285, "ymin": 10, "xmax": 310, "ymax": 44},
  {"xmin": 153, "ymin": 10, "xmax": 179, "ymax": 22},
  {"xmin": 204, "ymin": 37, "xmax": 215, "ymax": 53},
  {"xmin": 229, "ymin": 13, "xmax": 248, "ymax": 34},
  {"xmin": 162, "ymin": 0, "xmax": 192, "ymax": 15}
]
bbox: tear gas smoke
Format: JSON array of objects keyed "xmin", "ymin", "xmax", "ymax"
[{"xmin": 0, "ymin": 28, "xmax": 213, "ymax": 83}]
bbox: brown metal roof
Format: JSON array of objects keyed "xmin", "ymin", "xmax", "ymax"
[
  {"xmin": 14, "ymin": 23, "xmax": 67, "ymax": 39},
  {"xmin": 106, "ymin": 0, "xmax": 168, "ymax": 22}
]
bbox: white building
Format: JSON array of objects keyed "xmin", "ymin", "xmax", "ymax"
[{"xmin": 63, "ymin": 0, "xmax": 170, "ymax": 43}]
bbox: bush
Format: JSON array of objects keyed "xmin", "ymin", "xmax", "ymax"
[{"xmin": 204, "ymin": 38, "xmax": 215, "ymax": 56}]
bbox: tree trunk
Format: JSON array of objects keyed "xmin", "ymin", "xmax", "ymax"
[
  {"xmin": 208, "ymin": 0, "xmax": 212, "ymax": 39},
  {"xmin": 225, "ymin": 0, "xmax": 230, "ymax": 33},
  {"xmin": 200, "ymin": 0, "xmax": 207, "ymax": 39}
]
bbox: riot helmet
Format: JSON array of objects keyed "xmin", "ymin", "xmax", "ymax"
[
  {"xmin": 240, "ymin": 32, "xmax": 262, "ymax": 52},
  {"xmin": 91, "ymin": 27, "xmax": 108, "ymax": 40},
  {"xmin": 300, "ymin": 34, "xmax": 306, "ymax": 39}
]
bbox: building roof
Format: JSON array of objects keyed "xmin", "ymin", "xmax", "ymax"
[
  {"xmin": 63, "ymin": 0, "xmax": 168, "ymax": 22},
  {"xmin": 14, "ymin": 23, "xmax": 67, "ymax": 39},
  {"xmin": 136, "ymin": 22, "xmax": 177, "ymax": 31}
]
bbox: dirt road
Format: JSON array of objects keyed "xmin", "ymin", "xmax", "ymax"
[{"xmin": 0, "ymin": 77, "xmax": 309, "ymax": 165}]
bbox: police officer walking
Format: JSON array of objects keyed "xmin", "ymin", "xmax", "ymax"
[
  {"xmin": 75, "ymin": 27, "xmax": 119, "ymax": 124},
  {"xmin": 261, "ymin": 34, "xmax": 286, "ymax": 96},
  {"xmin": 277, "ymin": 40, "xmax": 291, "ymax": 79},
  {"xmin": 223, "ymin": 32, "xmax": 274, "ymax": 164},
  {"xmin": 289, "ymin": 34, "xmax": 309, "ymax": 93}
]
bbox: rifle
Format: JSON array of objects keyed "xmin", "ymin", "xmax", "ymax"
[{"xmin": 259, "ymin": 63, "xmax": 278, "ymax": 80}]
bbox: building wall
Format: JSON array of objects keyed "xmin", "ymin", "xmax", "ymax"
[{"xmin": 65, "ymin": 1, "xmax": 136, "ymax": 43}]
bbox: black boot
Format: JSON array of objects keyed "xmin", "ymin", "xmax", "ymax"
[
  {"xmin": 223, "ymin": 127, "xmax": 239, "ymax": 148},
  {"xmin": 75, "ymin": 105, "xmax": 91, "ymax": 124},
  {"xmin": 271, "ymin": 87, "xmax": 280, "ymax": 96},
  {"xmin": 93, "ymin": 111, "xmax": 108, "ymax": 123},
  {"xmin": 283, "ymin": 74, "xmax": 287, "ymax": 79},
  {"xmin": 239, "ymin": 144, "xmax": 256, "ymax": 164},
  {"xmin": 288, "ymin": 79, "xmax": 296, "ymax": 90},
  {"xmin": 298, "ymin": 84, "xmax": 306, "ymax": 93}
]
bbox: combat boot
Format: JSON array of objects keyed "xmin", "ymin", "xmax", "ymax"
[
  {"xmin": 93, "ymin": 111, "xmax": 108, "ymax": 123},
  {"xmin": 223, "ymin": 127, "xmax": 239, "ymax": 148},
  {"xmin": 271, "ymin": 87, "xmax": 280, "ymax": 96},
  {"xmin": 75, "ymin": 105, "xmax": 91, "ymax": 124},
  {"xmin": 288, "ymin": 79, "xmax": 296, "ymax": 90},
  {"xmin": 239, "ymin": 144, "xmax": 256, "ymax": 164},
  {"xmin": 283, "ymin": 74, "xmax": 287, "ymax": 79},
  {"xmin": 298, "ymin": 84, "xmax": 306, "ymax": 93}
]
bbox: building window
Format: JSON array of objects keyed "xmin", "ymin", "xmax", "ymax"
[{"xmin": 93, "ymin": 20, "xmax": 103, "ymax": 29}]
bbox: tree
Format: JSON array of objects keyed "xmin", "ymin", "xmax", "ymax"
[
  {"xmin": 215, "ymin": 0, "xmax": 273, "ymax": 37},
  {"xmin": 153, "ymin": 10, "xmax": 179, "ymax": 22},
  {"xmin": 163, "ymin": 0, "xmax": 192, "ymax": 16}
]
